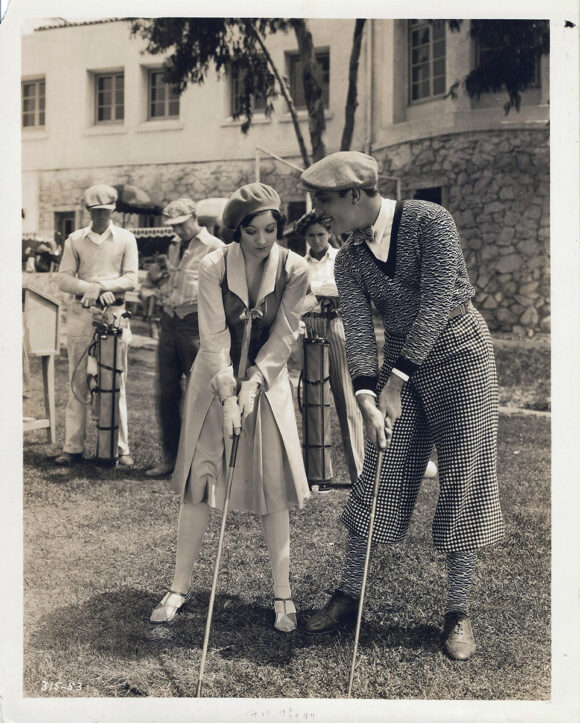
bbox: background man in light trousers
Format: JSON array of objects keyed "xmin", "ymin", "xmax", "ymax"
[
  {"xmin": 146, "ymin": 199, "xmax": 224, "ymax": 478},
  {"xmin": 55, "ymin": 184, "xmax": 138, "ymax": 466}
]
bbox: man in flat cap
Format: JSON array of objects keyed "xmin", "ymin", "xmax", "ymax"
[
  {"xmin": 145, "ymin": 198, "xmax": 224, "ymax": 478},
  {"xmin": 55, "ymin": 184, "xmax": 138, "ymax": 466},
  {"xmin": 301, "ymin": 152, "xmax": 503, "ymax": 661}
]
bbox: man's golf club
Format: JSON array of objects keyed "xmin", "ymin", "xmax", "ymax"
[{"xmin": 347, "ymin": 446, "xmax": 385, "ymax": 698}]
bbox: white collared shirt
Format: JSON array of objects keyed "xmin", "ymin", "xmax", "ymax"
[
  {"xmin": 363, "ymin": 197, "xmax": 397, "ymax": 262},
  {"xmin": 165, "ymin": 226, "xmax": 224, "ymax": 308},
  {"xmin": 305, "ymin": 244, "xmax": 339, "ymax": 298},
  {"xmin": 85, "ymin": 221, "xmax": 113, "ymax": 246}
]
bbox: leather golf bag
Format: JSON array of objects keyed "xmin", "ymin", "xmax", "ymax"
[
  {"xmin": 298, "ymin": 336, "xmax": 332, "ymax": 485},
  {"xmin": 92, "ymin": 325, "xmax": 124, "ymax": 466}
]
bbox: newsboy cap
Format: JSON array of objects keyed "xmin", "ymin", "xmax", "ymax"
[
  {"xmin": 222, "ymin": 183, "xmax": 281, "ymax": 231},
  {"xmin": 162, "ymin": 198, "xmax": 197, "ymax": 226},
  {"xmin": 83, "ymin": 184, "xmax": 118, "ymax": 210},
  {"xmin": 299, "ymin": 151, "xmax": 379, "ymax": 192}
]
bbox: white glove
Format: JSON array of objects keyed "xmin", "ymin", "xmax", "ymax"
[
  {"xmin": 239, "ymin": 380, "xmax": 260, "ymax": 419},
  {"xmin": 222, "ymin": 396, "xmax": 241, "ymax": 438}
]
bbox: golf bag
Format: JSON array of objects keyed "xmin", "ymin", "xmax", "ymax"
[
  {"xmin": 298, "ymin": 335, "xmax": 332, "ymax": 485},
  {"xmin": 83, "ymin": 303, "xmax": 128, "ymax": 466}
]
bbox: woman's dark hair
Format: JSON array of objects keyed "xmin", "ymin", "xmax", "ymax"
[
  {"xmin": 232, "ymin": 209, "xmax": 286, "ymax": 242},
  {"xmin": 295, "ymin": 210, "xmax": 332, "ymax": 237}
]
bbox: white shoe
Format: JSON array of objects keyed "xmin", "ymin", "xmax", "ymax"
[
  {"xmin": 274, "ymin": 598, "xmax": 297, "ymax": 633},
  {"xmin": 150, "ymin": 590, "xmax": 191, "ymax": 623},
  {"xmin": 424, "ymin": 460, "xmax": 438, "ymax": 479}
]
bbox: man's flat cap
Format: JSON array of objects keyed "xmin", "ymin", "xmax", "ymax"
[
  {"xmin": 162, "ymin": 198, "xmax": 197, "ymax": 226},
  {"xmin": 83, "ymin": 184, "xmax": 118, "ymax": 210},
  {"xmin": 299, "ymin": 151, "xmax": 379, "ymax": 192},
  {"xmin": 222, "ymin": 183, "xmax": 281, "ymax": 231}
]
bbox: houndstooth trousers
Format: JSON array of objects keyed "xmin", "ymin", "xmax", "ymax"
[{"xmin": 340, "ymin": 308, "xmax": 504, "ymax": 552}]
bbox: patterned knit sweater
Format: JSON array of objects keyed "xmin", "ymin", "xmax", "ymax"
[{"xmin": 334, "ymin": 199, "xmax": 474, "ymax": 392}]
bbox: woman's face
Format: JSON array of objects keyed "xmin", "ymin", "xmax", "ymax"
[
  {"xmin": 239, "ymin": 211, "xmax": 278, "ymax": 260},
  {"xmin": 305, "ymin": 222, "xmax": 330, "ymax": 255}
]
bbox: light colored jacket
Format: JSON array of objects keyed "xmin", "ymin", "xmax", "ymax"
[{"xmin": 171, "ymin": 242, "xmax": 310, "ymax": 501}]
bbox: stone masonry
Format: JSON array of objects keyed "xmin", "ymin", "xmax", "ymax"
[{"xmin": 36, "ymin": 126, "xmax": 549, "ymax": 335}]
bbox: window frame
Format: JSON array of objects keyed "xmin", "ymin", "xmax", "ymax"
[
  {"xmin": 230, "ymin": 66, "xmax": 267, "ymax": 117},
  {"xmin": 287, "ymin": 48, "xmax": 330, "ymax": 111},
  {"xmin": 22, "ymin": 77, "xmax": 46, "ymax": 129},
  {"xmin": 408, "ymin": 20, "xmax": 447, "ymax": 104},
  {"xmin": 474, "ymin": 41, "xmax": 540, "ymax": 89},
  {"xmin": 147, "ymin": 69, "xmax": 180, "ymax": 120},
  {"xmin": 95, "ymin": 71, "xmax": 125, "ymax": 125}
]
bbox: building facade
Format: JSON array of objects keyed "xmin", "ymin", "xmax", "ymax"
[{"xmin": 21, "ymin": 18, "xmax": 550, "ymax": 334}]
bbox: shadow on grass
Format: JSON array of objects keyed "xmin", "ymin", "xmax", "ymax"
[
  {"xmin": 32, "ymin": 588, "xmax": 443, "ymax": 670},
  {"xmin": 23, "ymin": 448, "xmax": 156, "ymax": 483}
]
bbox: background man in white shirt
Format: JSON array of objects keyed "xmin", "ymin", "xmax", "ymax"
[
  {"xmin": 298, "ymin": 211, "xmax": 365, "ymax": 492},
  {"xmin": 55, "ymin": 184, "xmax": 138, "ymax": 466}
]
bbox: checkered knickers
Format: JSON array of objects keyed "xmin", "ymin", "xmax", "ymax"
[{"xmin": 340, "ymin": 308, "xmax": 504, "ymax": 552}]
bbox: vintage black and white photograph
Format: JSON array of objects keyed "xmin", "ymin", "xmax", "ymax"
[{"xmin": 1, "ymin": 0, "xmax": 579, "ymax": 721}]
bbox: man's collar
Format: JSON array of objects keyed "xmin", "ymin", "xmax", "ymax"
[
  {"xmin": 83, "ymin": 221, "xmax": 114, "ymax": 240},
  {"xmin": 171, "ymin": 226, "xmax": 214, "ymax": 247},
  {"xmin": 305, "ymin": 246, "xmax": 331, "ymax": 261}
]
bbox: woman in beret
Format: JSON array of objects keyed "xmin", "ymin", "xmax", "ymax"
[{"xmin": 150, "ymin": 183, "xmax": 310, "ymax": 633}]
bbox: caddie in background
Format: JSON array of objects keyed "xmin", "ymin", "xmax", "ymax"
[
  {"xmin": 296, "ymin": 210, "xmax": 365, "ymax": 491},
  {"xmin": 55, "ymin": 184, "xmax": 138, "ymax": 466},
  {"xmin": 145, "ymin": 198, "xmax": 224, "ymax": 478},
  {"xmin": 301, "ymin": 152, "xmax": 504, "ymax": 662}
]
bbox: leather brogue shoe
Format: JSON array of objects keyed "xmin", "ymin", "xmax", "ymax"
[
  {"xmin": 442, "ymin": 611, "xmax": 476, "ymax": 661},
  {"xmin": 305, "ymin": 589, "xmax": 359, "ymax": 636}
]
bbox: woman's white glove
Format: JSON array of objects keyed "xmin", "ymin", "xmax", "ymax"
[
  {"xmin": 222, "ymin": 395, "xmax": 241, "ymax": 438},
  {"xmin": 238, "ymin": 380, "xmax": 260, "ymax": 419}
]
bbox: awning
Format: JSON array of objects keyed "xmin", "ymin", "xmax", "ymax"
[{"xmin": 113, "ymin": 184, "xmax": 162, "ymax": 215}]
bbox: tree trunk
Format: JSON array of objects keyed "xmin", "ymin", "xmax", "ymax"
[
  {"xmin": 291, "ymin": 19, "xmax": 327, "ymax": 162},
  {"xmin": 249, "ymin": 22, "xmax": 311, "ymax": 169},
  {"xmin": 341, "ymin": 19, "xmax": 366, "ymax": 151}
]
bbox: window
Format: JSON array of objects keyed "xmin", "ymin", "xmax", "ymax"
[
  {"xmin": 408, "ymin": 20, "xmax": 446, "ymax": 102},
  {"xmin": 95, "ymin": 72, "xmax": 124, "ymax": 123},
  {"xmin": 288, "ymin": 50, "xmax": 330, "ymax": 110},
  {"xmin": 475, "ymin": 42, "xmax": 540, "ymax": 87},
  {"xmin": 286, "ymin": 200, "xmax": 307, "ymax": 224},
  {"xmin": 148, "ymin": 70, "xmax": 180, "ymax": 119},
  {"xmin": 22, "ymin": 78, "xmax": 45, "ymax": 128},
  {"xmin": 54, "ymin": 212, "xmax": 75, "ymax": 241},
  {"xmin": 413, "ymin": 186, "xmax": 442, "ymax": 205},
  {"xmin": 231, "ymin": 67, "xmax": 267, "ymax": 116}
]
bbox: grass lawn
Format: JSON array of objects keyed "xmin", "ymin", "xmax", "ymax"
[{"xmin": 22, "ymin": 332, "xmax": 551, "ymax": 700}]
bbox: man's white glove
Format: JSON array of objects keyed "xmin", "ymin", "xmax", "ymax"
[
  {"xmin": 239, "ymin": 380, "xmax": 260, "ymax": 419},
  {"xmin": 222, "ymin": 396, "xmax": 241, "ymax": 438}
]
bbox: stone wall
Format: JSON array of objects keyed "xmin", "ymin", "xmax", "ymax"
[
  {"xmin": 374, "ymin": 127, "xmax": 550, "ymax": 336},
  {"xmin": 36, "ymin": 126, "xmax": 549, "ymax": 335}
]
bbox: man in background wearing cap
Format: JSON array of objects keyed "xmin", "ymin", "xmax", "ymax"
[
  {"xmin": 145, "ymin": 198, "xmax": 223, "ymax": 478},
  {"xmin": 300, "ymin": 152, "xmax": 503, "ymax": 661},
  {"xmin": 55, "ymin": 184, "xmax": 138, "ymax": 466}
]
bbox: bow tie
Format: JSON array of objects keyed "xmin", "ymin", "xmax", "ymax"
[
  {"xmin": 348, "ymin": 225, "xmax": 375, "ymax": 245},
  {"xmin": 239, "ymin": 307, "xmax": 264, "ymax": 322}
]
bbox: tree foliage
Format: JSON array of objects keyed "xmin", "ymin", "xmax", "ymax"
[{"xmin": 449, "ymin": 20, "xmax": 550, "ymax": 114}]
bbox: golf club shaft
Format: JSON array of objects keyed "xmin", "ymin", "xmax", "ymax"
[
  {"xmin": 347, "ymin": 448, "xmax": 384, "ymax": 698},
  {"xmin": 196, "ymin": 433, "xmax": 240, "ymax": 697}
]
